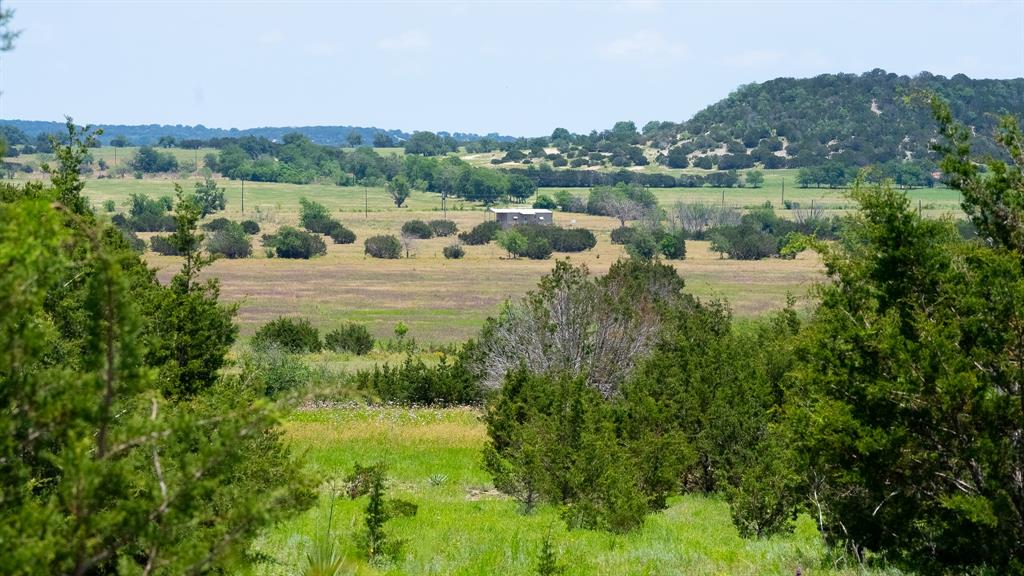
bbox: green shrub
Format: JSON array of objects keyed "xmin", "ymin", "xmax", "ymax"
[
  {"xmin": 610, "ymin": 226, "xmax": 635, "ymax": 245},
  {"xmin": 238, "ymin": 346, "xmax": 313, "ymax": 397},
  {"xmin": 496, "ymin": 229, "xmax": 528, "ymax": 258},
  {"xmin": 150, "ymin": 234, "xmax": 180, "ymax": 256},
  {"xmin": 443, "ymin": 243, "xmax": 465, "ymax": 259},
  {"xmin": 263, "ymin": 226, "xmax": 327, "ymax": 259},
  {"xmin": 324, "ymin": 323, "xmax": 374, "ymax": 355},
  {"xmin": 708, "ymin": 225, "xmax": 778, "ymax": 260},
  {"xmin": 102, "ymin": 199, "xmax": 116, "ymax": 212},
  {"xmin": 353, "ymin": 350, "xmax": 483, "ymax": 405},
  {"xmin": 657, "ymin": 228, "xmax": 687, "ymax": 260},
  {"xmin": 364, "ymin": 235, "xmax": 402, "ymax": 259},
  {"xmin": 240, "ymin": 219, "xmax": 261, "ymax": 235},
  {"xmin": 458, "ymin": 220, "xmax": 500, "ymax": 245},
  {"xmin": 625, "ymin": 228, "xmax": 659, "ymax": 260},
  {"xmin": 344, "ymin": 463, "xmax": 417, "ymax": 562},
  {"xmin": 299, "ymin": 197, "xmax": 334, "ymax": 233},
  {"xmin": 206, "ymin": 221, "xmax": 252, "ymax": 259},
  {"xmin": 325, "ymin": 220, "xmax": 356, "ymax": 244},
  {"xmin": 517, "ymin": 225, "xmax": 596, "ymax": 253},
  {"xmin": 201, "ymin": 217, "xmax": 232, "ymax": 232},
  {"xmin": 523, "ymin": 236, "xmax": 552, "ymax": 260},
  {"xmin": 532, "ymin": 194, "xmax": 557, "ymax": 210},
  {"xmin": 483, "ymin": 371, "xmax": 659, "ymax": 532},
  {"xmin": 252, "ymin": 317, "xmax": 322, "ymax": 353},
  {"xmin": 535, "ymin": 533, "xmax": 564, "ymax": 576},
  {"xmin": 401, "ymin": 219, "xmax": 433, "ymax": 239},
  {"xmin": 428, "ymin": 219, "xmax": 458, "ymax": 237}
]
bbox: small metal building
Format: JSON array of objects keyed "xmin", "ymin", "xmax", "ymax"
[{"xmin": 490, "ymin": 208, "xmax": 554, "ymax": 228}]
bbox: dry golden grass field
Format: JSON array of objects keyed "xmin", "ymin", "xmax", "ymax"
[
  {"xmin": 62, "ymin": 173, "xmax": 832, "ymax": 343},
  {"xmin": 138, "ymin": 206, "xmax": 824, "ymax": 343}
]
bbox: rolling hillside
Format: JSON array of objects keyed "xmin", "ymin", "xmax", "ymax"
[{"xmin": 643, "ymin": 69, "xmax": 1024, "ymax": 169}]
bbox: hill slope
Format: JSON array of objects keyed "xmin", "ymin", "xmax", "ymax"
[{"xmin": 645, "ymin": 70, "xmax": 1024, "ymax": 169}]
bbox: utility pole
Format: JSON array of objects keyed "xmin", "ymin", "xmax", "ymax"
[
  {"xmin": 442, "ymin": 189, "xmax": 447, "ymax": 220},
  {"xmin": 241, "ymin": 179, "xmax": 245, "ymax": 214},
  {"xmin": 364, "ymin": 185, "xmax": 368, "ymax": 219},
  {"xmin": 721, "ymin": 188, "xmax": 725, "ymax": 207},
  {"xmin": 781, "ymin": 176, "xmax": 785, "ymax": 207}
]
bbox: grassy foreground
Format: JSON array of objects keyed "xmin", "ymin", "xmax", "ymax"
[{"xmin": 249, "ymin": 405, "xmax": 898, "ymax": 576}]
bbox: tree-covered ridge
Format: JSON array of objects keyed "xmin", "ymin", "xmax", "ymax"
[
  {"xmin": 646, "ymin": 70, "xmax": 1024, "ymax": 169},
  {"xmin": 0, "ymin": 119, "xmax": 514, "ymax": 147}
]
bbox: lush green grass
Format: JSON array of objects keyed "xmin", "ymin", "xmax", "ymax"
[
  {"xmin": 18, "ymin": 145, "xmax": 219, "ymax": 168},
  {"xmin": 249, "ymin": 405, "xmax": 899, "ymax": 576}
]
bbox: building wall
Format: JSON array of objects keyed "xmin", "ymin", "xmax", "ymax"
[{"xmin": 495, "ymin": 212, "xmax": 553, "ymax": 228}]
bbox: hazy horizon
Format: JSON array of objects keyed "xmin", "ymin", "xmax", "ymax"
[{"xmin": 2, "ymin": 0, "xmax": 1022, "ymax": 137}]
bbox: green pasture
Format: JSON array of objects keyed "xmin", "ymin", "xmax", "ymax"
[{"xmin": 248, "ymin": 405, "xmax": 900, "ymax": 576}]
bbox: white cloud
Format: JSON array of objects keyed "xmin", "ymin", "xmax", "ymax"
[
  {"xmin": 376, "ymin": 30, "xmax": 431, "ymax": 52},
  {"xmin": 724, "ymin": 50, "xmax": 786, "ymax": 68},
  {"xmin": 599, "ymin": 31, "xmax": 688, "ymax": 60}
]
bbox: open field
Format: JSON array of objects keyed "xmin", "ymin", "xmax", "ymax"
[
  {"xmin": 11, "ymin": 171, "xmax": 960, "ymax": 343},
  {"xmin": 249, "ymin": 405, "xmax": 898, "ymax": 576}
]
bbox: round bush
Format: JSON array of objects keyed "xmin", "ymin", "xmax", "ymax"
[
  {"xmin": 443, "ymin": 243, "xmax": 465, "ymax": 259},
  {"xmin": 240, "ymin": 220, "xmax": 261, "ymax": 235},
  {"xmin": 626, "ymin": 228, "xmax": 659, "ymax": 260},
  {"xmin": 429, "ymin": 219, "xmax": 458, "ymax": 237},
  {"xmin": 657, "ymin": 228, "xmax": 687, "ymax": 260},
  {"xmin": 401, "ymin": 219, "xmax": 433, "ymax": 239},
  {"xmin": 206, "ymin": 222, "xmax": 252, "ymax": 259},
  {"xmin": 523, "ymin": 236, "xmax": 552, "ymax": 260},
  {"xmin": 364, "ymin": 234, "xmax": 402, "ymax": 259},
  {"xmin": 263, "ymin": 226, "xmax": 327, "ymax": 259},
  {"xmin": 457, "ymin": 220, "xmax": 500, "ymax": 245},
  {"xmin": 549, "ymin": 228, "xmax": 596, "ymax": 252},
  {"xmin": 150, "ymin": 235, "xmax": 180, "ymax": 256},
  {"xmin": 324, "ymin": 323, "xmax": 374, "ymax": 355},
  {"xmin": 532, "ymin": 194, "xmax": 557, "ymax": 210},
  {"xmin": 201, "ymin": 217, "xmax": 233, "ymax": 232},
  {"xmin": 252, "ymin": 317, "xmax": 322, "ymax": 353},
  {"xmin": 610, "ymin": 226, "xmax": 636, "ymax": 245},
  {"xmin": 325, "ymin": 220, "xmax": 356, "ymax": 244}
]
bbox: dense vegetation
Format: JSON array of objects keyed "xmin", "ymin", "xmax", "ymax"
[
  {"xmin": 645, "ymin": 70, "xmax": 1023, "ymax": 170},
  {"xmin": 476, "ymin": 100, "xmax": 1024, "ymax": 574},
  {"xmin": 0, "ymin": 121, "xmax": 315, "ymax": 574}
]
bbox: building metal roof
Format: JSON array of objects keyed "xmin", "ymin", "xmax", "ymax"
[{"xmin": 488, "ymin": 208, "xmax": 553, "ymax": 215}]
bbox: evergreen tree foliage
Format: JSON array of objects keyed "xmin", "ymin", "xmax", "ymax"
[{"xmin": 0, "ymin": 127, "xmax": 314, "ymax": 574}]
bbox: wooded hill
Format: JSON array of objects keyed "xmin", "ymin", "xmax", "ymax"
[
  {"xmin": 0, "ymin": 119, "xmax": 514, "ymax": 147},
  {"xmin": 642, "ymin": 69, "xmax": 1024, "ymax": 169}
]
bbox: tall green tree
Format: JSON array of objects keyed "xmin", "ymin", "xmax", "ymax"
[
  {"xmin": 0, "ymin": 135, "xmax": 313, "ymax": 574},
  {"xmin": 41, "ymin": 117, "xmax": 100, "ymax": 215},
  {"xmin": 787, "ymin": 178, "xmax": 1024, "ymax": 574},
  {"xmin": 387, "ymin": 175, "xmax": 411, "ymax": 208}
]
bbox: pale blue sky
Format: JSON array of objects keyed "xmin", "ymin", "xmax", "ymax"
[{"xmin": 2, "ymin": 1, "xmax": 1022, "ymax": 136}]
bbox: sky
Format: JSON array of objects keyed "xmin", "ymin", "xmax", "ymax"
[{"xmin": 1, "ymin": 1, "xmax": 1022, "ymax": 137}]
